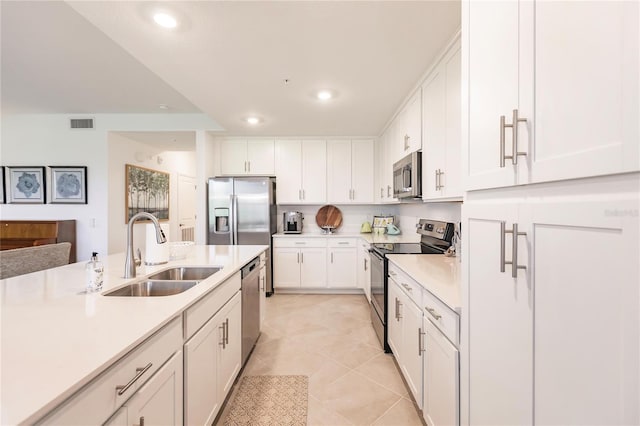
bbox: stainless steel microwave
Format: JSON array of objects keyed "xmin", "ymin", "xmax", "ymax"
[{"xmin": 393, "ymin": 151, "xmax": 422, "ymax": 199}]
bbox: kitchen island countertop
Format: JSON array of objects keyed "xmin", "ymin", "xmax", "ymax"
[{"xmin": 0, "ymin": 244, "xmax": 267, "ymax": 425}]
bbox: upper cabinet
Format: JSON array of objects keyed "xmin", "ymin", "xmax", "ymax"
[
  {"xmin": 399, "ymin": 90, "xmax": 423, "ymax": 157},
  {"xmin": 275, "ymin": 140, "xmax": 326, "ymax": 204},
  {"xmin": 465, "ymin": 0, "xmax": 639, "ymax": 191},
  {"xmin": 422, "ymin": 39, "xmax": 462, "ymax": 201},
  {"xmin": 327, "ymin": 139, "xmax": 375, "ymax": 204},
  {"xmin": 220, "ymin": 139, "xmax": 275, "ymax": 176}
]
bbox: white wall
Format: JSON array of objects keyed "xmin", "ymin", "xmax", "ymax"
[
  {"xmin": 107, "ymin": 132, "xmax": 197, "ymax": 255},
  {"xmin": 1, "ymin": 113, "xmax": 221, "ymax": 261}
]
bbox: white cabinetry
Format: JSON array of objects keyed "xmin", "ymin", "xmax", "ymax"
[
  {"xmin": 273, "ymin": 238, "xmax": 327, "ymax": 289},
  {"xmin": 275, "ymin": 140, "xmax": 326, "ymax": 204},
  {"xmin": 357, "ymin": 240, "xmax": 371, "ymax": 302},
  {"xmin": 398, "ymin": 90, "xmax": 422, "ymax": 157},
  {"xmin": 463, "ymin": 185, "xmax": 640, "ymax": 425},
  {"xmin": 220, "ymin": 139, "xmax": 275, "ymax": 176},
  {"xmin": 327, "ymin": 239, "xmax": 357, "ymax": 289},
  {"xmin": 387, "ymin": 263, "xmax": 424, "ymax": 408},
  {"xmin": 423, "ymin": 39, "xmax": 462, "ymax": 200},
  {"xmin": 377, "ymin": 130, "xmax": 397, "ymax": 203},
  {"xmin": 39, "ymin": 319, "xmax": 182, "ymax": 425},
  {"xmin": 327, "ymin": 139, "xmax": 374, "ymax": 204},
  {"xmin": 124, "ymin": 351, "xmax": 183, "ymax": 426},
  {"xmin": 184, "ymin": 274, "xmax": 242, "ymax": 425},
  {"xmin": 465, "ymin": 0, "xmax": 639, "ymax": 191}
]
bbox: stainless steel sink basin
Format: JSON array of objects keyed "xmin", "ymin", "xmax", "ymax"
[
  {"xmin": 104, "ymin": 280, "xmax": 198, "ymax": 297},
  {"xmin": 146, "ymin": 266, "xmax": 221, "ymax": 281}
]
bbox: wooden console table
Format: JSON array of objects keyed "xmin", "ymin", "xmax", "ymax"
[{"xmin": 0, "ymin": 220, "xmax": 76, "ymax": 263}]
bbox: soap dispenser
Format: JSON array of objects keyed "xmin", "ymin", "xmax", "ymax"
[{"xmin": 86, "ymin": 252, "xmax": 104, "ymax": 292}]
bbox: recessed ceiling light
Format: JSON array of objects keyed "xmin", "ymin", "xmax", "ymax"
[
  {"xmin": 153, "ymin": 12, "xmax": 177, "ymax": 28},
  {"xmin": 246, "ymin": 117, "xmax": 260, "ymax": 125},
  {"xmin": 317, "ymin": 90, "xmax": 333, "ymax": 101}
]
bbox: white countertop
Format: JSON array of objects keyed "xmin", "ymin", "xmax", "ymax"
[
  {"xmin": 0, "ymin": 244, "xmax": 267, "ymax": 425},
  {"xmin": 273, "ymin": 232, "xmax": 421, "ymax": 244},
  {"xmin": 386, "ymin": 254, "xmax": 461, "ymax": 312}
]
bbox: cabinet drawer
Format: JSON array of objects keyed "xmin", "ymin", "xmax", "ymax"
[
  {"xmin": 273, "ymin": 238, "xmax": 327, "ymax": 248},
  {"xmin": 185, "ymin": 272, "xmax": 241, "ymax": 339},
  {"xmin": 327, "ymin": 238, "xmax": 357, "ymax": 248},
  {"xmin": 388, "ymin": 263, "xmax": 422, "ymax": 307},
  {"xmin": 38, "ymin": 318, "xmax": 182, "ymax": 425},
  {"xmin": 423, "ymin": 289, "xmax": 459, "ymax": 346}
]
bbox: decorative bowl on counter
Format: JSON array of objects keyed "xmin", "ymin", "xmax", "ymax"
[{"xmin": 316, "ymin": 205, "xmax": 342, "ymax": 233}]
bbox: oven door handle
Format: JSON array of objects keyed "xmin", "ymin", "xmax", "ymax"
[{"xmin": 368, "ymin": 249, "xmax": 384, "ymax": 261}]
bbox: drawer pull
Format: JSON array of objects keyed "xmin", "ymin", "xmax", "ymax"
[
  {"xmin": 389, "ymin": 270, "xmax": 397, "ymax": 277},
  {"xmin": 294, "ymin": 242, "xmax": 305, "ymax": 245},
  {"xmin": 418, "ymin": 328, "xmax": 425, "ymax": 356},
  {"xmin": 401, "ymin": 283, "xmax": 412, "ymax": 292},
  {"xmin": 338, "ymin": 241, "xmax": 349, "ymax": 245},
  {"xmin": 426, "ymin": 307, "xmax": 442, "ymax": 320},
  {"xmin": 116, "ymin": 362, "xmax": 152, "ymax": 395},
  {"xmin": 135, "ymin": 417, "xmax": 145, "ymax": 426}
]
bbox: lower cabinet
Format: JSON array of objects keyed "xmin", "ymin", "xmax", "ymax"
[
  {"xmin": 122, "ymin": 351, "xmax": 183, "ymax": 426},
  {"xmin": 273, "ymin": 247, "xmax": 327, "ymax": 288},
  {"xmin": 423, "ymin": 318, "xmax": 459, "ymax": 426},
  {"xmin": 184, "ymin": 291, "xmax": 242, "ymax": 425},
  {"xmin": 357, "ymin": 240, "xmax": 371, "ymax": 302},
  {"xmin": 327, "ymin": 238, "xmax": 358, "ymax": 288}
]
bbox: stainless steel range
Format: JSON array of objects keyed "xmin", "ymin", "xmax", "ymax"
[{"xmin": 369, "ymin": 219, "xmax": 455, "ymax": 352}]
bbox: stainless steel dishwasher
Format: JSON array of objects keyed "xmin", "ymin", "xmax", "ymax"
[{"xmin": 241, "ymin": 256, "xmax": 261, "ymax": 365}]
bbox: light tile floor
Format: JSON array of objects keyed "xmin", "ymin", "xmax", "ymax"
[{"xmin": 219, "ymin": 294, "xmax": 424, "ymax": 425}]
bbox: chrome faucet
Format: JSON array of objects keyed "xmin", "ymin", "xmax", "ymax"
[{"xmin": 124, "ymin": 212, "xmax": 167, "ymax": 278}]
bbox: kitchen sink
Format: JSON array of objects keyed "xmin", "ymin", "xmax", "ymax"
[
  {"xmin": 103, "ymin": 280, "xmax": 199, "ymax": 297},
  {"xmin": 146, "ymin": 266, "xmax": 221, "ymax": 281}
]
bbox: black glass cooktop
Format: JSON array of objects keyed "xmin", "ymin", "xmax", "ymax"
[{"xmin": 371, "ymin": 242, "xmax": 446, "ymax": 256}]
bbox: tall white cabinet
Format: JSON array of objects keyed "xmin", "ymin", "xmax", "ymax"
[
  {"xmin": 462, "ymin": 1, "xmax": 640, "ymax": 424},
  {"xmin": 327, "ymin": 139, "xmax": 375, "ymax": 204},
  {"xmin": 275, "ymin": 139, "xmax": 327, "ymax": 204}
]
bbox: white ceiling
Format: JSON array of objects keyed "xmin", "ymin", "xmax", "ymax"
[{"xmin": 2, "ymin": 1, "xmax": 461, "ymax": 137}]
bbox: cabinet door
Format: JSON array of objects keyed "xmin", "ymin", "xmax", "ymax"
[
  {"xmin": 218, "ymin": 292, "xmax": 242, "ymax": 399},
  {"xmin": 423, "ymin": 318, "xmax": 459, "ymax": 426},
  {"xmin": 526, "ymin": 196, "xmax": 639, "ymax": 425},
  {"xmin": 275, "ymin": 140, "xmax": 302, "ymax": 203},
  {"xmin": 351, "ymin": 139, "xmax": 375, "ymax": 203},
  {"xmin": 273, "ymin": 248, "xmax": 300, "ymax": 288},
  {"xmin": 356, "ymin": 246, "xmax": 370, "ymax": 301},
  {"xmin": 184, "ymin": 310, "xmax": 221, "ymax": 425},
  {"xmin": 387, "ymin": 277, "xmax": 403, "ymax": 357},
  {"xmin": 383, "ymin": 129, "xmax": 396, "ymax": 202},
  {"xmin": 220, "ymin": 140, "xmax": 248, "ymax": 175},
  {"xmin": 442, "ymin": 45, "xmax": 462, "ymax": 198},
  {"xmin": 522, "ymin": 1, "xmax": 639, "ymax": 184},
  {"xmin": 247, "ymin": 139, "xmax": 275, "ymax": 175},
  {"xmin": 327, "ymin": 140, "xmax": 353, "ymax": 203},
  {"xmin": 422, "ymin": 64, "xmax": 446, "ymax": 199},
  {"xmin": 126, "ymin": 351, "xmax": 183, "ymax": 426},
  {"xmin": 103, "ymin": 407, "xmax": 128, "ymax": 426},
  {"xmin": 463, "ymin": 201, "xmax": 532, "ymax": 425},
  {"xmin": 302, "ymin": 140, "xmax": 327, "ymax": 204},
  {"xmin": 401, "ymin": 299, "xmax": 424, "ymax": 409},
  {"xmin": 300, "ymin": 248, "xmax": 327, "ymax": 288},
  {"xmin": 403, "ymin": 90, "xmax": 422, "ymax": 154},
  {"xmin": 327, "ymin": 248, "xmax": 357, "ymax": 288},
  {"xmin": 466, "ymin": 0, "xmax": 520, "ymax": 190}
]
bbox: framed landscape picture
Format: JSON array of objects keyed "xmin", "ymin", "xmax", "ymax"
[
  {"xmin": 50, "ymin": 166, "xmax": 87, "ymax": 204},
  {"xmin": 125, "ymin": 164, "xmax": 170, "ymax": 223},
  {"xmin": 6, "ymin": 166, "xmax": 45, "ymax": 204}
]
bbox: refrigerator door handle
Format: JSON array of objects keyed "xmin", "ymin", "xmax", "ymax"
[{"xmin": 232, "ymin": 194, "xmax": 239, "ymax": 244}]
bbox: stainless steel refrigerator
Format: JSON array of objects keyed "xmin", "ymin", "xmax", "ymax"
[{"xmin": 207, "ymin": 177, "xmax": 277, "ymax": 295}]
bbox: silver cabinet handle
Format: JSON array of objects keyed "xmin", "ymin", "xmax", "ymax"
[
  {"xmin": 501, "ymin": 222, "xmax": 527, "ymax": 277},
  {"xmin": 297, "ymin": 252, "xmax": 300, "ymax": 263},
  {"xmin": 225, "ymin": 318, "xmax": 229, "ymax": 345},
  {"xmin": 260, "ymin": 276, "xmax": 265, "ymax": 291},
  {"xmin": 244, "ymin": 161, "xmax": 247, "ymax": 172},
  {"xmin": 338, "ymin": 241, "xmax": 349, "ymax": 245},
  {"xmin": 331, "ymin": 252, "xmax": 334, "ymax": 263},
  {"xmin": 301, "ymin": 252, "xmax": 304, "ymax": 263},
  {"xmin": 404, "ymin": 134, "xmax": 410, "ymax": 150},
  {"xmin": 294, "ymin": 241, "xmax": 305, "ymax": 245},
  {"xmin": 435, "ymin": 169, "xmax": 439, "ymax": 191},
  {"xmin": 389, "ymin": 270, "xmax": 397, "ymax": 277},
  {"xmin": 418, "ymin": 328, "xmax": 425, "ymax": 355},
  {"xmin": 387, "ymin": 185, "xmax": 391, "ymax": 197},
  {"xmin": 364, "ymin": 258, "xmax": 367, "ymax": 271},
  {"xmin": 426, "ymin": 307, "xmax": 441, "ymax": 320},
  {"xmin": 116, "ymin": 363, "xmax": 152, "ymax": 395},
  {"xmin": 381, "ymin": 188, "xmax": 384, "ymax": 198},
  {"xmin": 134, "ymin": 416, "xmax": 145, "ymax": 426},
  {"xmin": 401, "ymin": 283, "xmax": 412, "ymax": 292},
  {"xmin": 438, "ymin": 170, "xmax": 445, "ymax": 190},
  {"xmin": 219, "ymin": 324, "xmax": 226, "ymax": 349},
  {"xmin": 299, "ymin": 189, "xmax": 302, "ymax": 200},
  {"xmin": 500, "ymin": 109, "xmax": 528, "ymax": 167},
  {"xmin": 247, "ymin": 161, "xmax": 251, "ymax": 173},
  {"xmin": 395, "ymin": 297, "xmax": 399, "ymax": 320},
  {"xmin": 302, "ymin": 189, "xmax": 305, "ymax": 200},
  {"xmin": 397, "ymin": 300, "xmax": 403, "ymax": 319}
]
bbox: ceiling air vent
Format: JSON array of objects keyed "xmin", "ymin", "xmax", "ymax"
[{"xmin": 70, "ymin": 118, "xmax": 94, "ymax": 129}]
